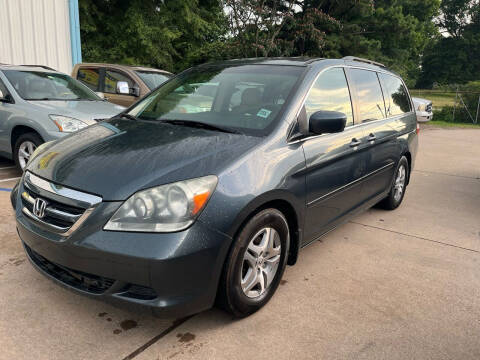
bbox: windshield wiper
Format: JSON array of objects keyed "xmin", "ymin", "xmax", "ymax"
[
  {"xmin": 158, "ymin": 119, "xmax": 240, "ymax": 134},
  {"xmin": 25, "ymin": 97, "xmax": 83, "ymax": 101}
]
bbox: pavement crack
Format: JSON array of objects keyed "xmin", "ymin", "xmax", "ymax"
[
  {"xmin": 413, "ymin": 169, "xmax": 480, "ymax": 180},
  {"xmin": 121, "ymin": 315, "xmax": 194, "ymax": 360},
  {"xmin": 350, "ymin": 221, "xmax": 480, "ymax": 254}
]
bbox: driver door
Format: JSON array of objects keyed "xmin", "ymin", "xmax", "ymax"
[{"xmin": 302, "ymin": 67, "xmax": 368, "ymax": 242}]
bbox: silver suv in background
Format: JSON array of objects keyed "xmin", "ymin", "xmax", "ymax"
[{"xmin": 0, "ymin": 65, "xmax": 125, "ymax": 170}]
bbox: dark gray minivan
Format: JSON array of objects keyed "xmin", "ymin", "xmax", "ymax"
[{"xmin": 11, "ymin": 57, "xmax": 418, "ymax": 317}]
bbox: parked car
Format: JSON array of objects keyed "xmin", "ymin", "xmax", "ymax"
[
  {"xmin": 72, "ymin": 63, "xmax": 173, "ymax": 107},
  {"xmin": 12, "ymin": 57, "xmax": 418, "ymax": 318},
  {"xmin": 0, "ymin": 65, "xmax": 125, "ymax": 170},
  {"xmin": 412, "ymin": 97, "xmax": 433, "ymax": 122}
]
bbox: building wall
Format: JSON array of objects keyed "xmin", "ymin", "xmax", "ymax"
[{"xmin": 0, "ymin": 0, "xmax": 75, "ymax": 74}]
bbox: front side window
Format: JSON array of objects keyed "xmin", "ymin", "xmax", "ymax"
[
  {"xmin": 3, "ymin": 70, "xmax": 101, "ymax": 101},
  {"xmin": 128, "ymin": 64, "xmax": 303, "ymax": 136},
  {"xmin": 135, "ymin": 71, "xmax": 171, "ymax": 90},
  {"xmin": 104, "ymin": 70, "xmax": 135, "ymax": 94},
  {"xmin": 304, "ymin": 67, "xmax": 354, "ymax": 126},
  {"xmin": 379, "ymin": 73, "xmax": 411, "ymax": 116},
  {"xmin": 77, "ymin": 68, "xmax": 100, "ymax": 91},
  {"xmin": 349, "ymin": 69, "xmax": 386, "ymax": 122}
]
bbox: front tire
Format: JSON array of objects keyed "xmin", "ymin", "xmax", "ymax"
[
  {"xmin": 13, "ymin": 133, "xmax": 43, "ymax": 171},
  {"xmin": 218, "ymin": 208, "xmax": 290, "ymax": 317},
  {"xmin": 378, "ymin": 156, "xmax": 409, "ymax": 210}
]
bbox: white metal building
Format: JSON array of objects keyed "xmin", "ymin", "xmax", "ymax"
[{"xmin": 0, "ymin": 0, "xmax": 81, "ymax": 74}]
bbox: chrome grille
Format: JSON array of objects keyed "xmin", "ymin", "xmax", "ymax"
[
  {"xmin": 21, "ymin": 172, "xmax": 101, "ymax": 235},
  {"xmin": 22, "ymin": 188, "xmax": 83, "ymax": 230}
]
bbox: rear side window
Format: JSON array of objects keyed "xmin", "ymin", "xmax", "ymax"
[
  {"xmin": 349, "ymin": 69, "xmax": 385, "ymax": 122},
  {"xmin": 379, "ymin": 73, "xmax": 411, "ymax": 116},
  {"xmin": 304, "ymin": 68, "xmax": 354, "ymax": 126},
  {"xmin": 77, "ymin": 68, "xmax": 100, "ymax": 91},
  {"xmin": 104, "ymin": 70, "xmax": 134, "ymax": 94}
]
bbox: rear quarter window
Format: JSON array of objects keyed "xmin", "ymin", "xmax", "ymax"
[{"xmin": 379, "ymin": 73, "xmax": 412, "ymax": 116}]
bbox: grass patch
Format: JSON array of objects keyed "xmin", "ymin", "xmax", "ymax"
[
  {"xmin": 425, "ymin": 120, "xmax": 480, "ymax": 128},
  {"xmin": 410, "ymin": 90, "xmax": 456, "ymax": 109}
]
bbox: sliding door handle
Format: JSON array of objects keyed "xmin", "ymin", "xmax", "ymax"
[{"xmin": 349, "ymin": 138, "xmax": 361, "ymax": 147}]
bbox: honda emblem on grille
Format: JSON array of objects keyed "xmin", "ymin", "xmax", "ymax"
[{"xmin": 33, "ymin": 198, "xmax": 47, "ymax": 218}]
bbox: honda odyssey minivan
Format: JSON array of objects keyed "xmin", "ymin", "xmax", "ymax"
[{"xmin": 12, "ymin": 57, "xmax": 418, "ymax": 317}]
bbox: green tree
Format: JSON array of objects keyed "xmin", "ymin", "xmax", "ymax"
[
  {"xmin": 418, "ymin": 0, "xmax": 480, "ymax": 88},
  {"xmin": 79, "ymin": 0, "xmax": 226, "ymax": 72}
]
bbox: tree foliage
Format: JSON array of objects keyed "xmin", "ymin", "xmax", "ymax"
[
  {"xmin": 418, "ymin": 0, "xmax": 480, "ymax": 88},
  {"xmin": 80, "ymin": 0, "xmax": 447, "ymax": 86},
  {"xmin": 79, "ymin": 0, "xmax": 226, "ymax": 72}
]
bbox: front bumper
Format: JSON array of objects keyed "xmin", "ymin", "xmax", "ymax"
[
  {"xmin": 14, "ymin": 181, "xmax": 232, "ymax": 317},
  {"xmin": 416, "ymin": 111, "xmax": 433, "ymax": 123}
]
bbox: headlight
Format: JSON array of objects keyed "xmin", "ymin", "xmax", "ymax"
[
  {"xmin": 50, "ymin": 115, "xmax": 88, "ymax": 132},
  {"xmin": 104, "ymin": 175, "xmax": 218, "ymax": 232},
  {"xmin": 417, "ymin": 104, "xmax": 426, "ymax": 112}
]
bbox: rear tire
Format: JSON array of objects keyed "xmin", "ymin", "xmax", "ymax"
[
  {"xmin": 13, "ymin": 133, "xmax": 43, "ymax": 171},
  {"xmin": 217, "ymin": 208, "xmax": 290, "ymax": 317},
  {"xmin": 377, "ymin": 156, "xmax": 409, "ymax": 210}
]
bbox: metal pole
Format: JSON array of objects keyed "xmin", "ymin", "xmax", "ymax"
[
  {"xmin": 452, "ymin": 86, "xmax": 458, "ymax": 122},
  {"xmin": 475, "ymin": 95, "xmax": 480, "ymax": 124}
]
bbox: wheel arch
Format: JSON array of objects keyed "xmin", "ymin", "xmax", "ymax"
[
  {"xmin": 229, "ymin": 191, "xmax": 304, "ymax": 266},
  {"xmin": 402, "ymin": 151, "xmax": 412, "ymax": 185},
  {"xmin": 10, "ymin": 125, "xmax": 44, "ymax": 152}
]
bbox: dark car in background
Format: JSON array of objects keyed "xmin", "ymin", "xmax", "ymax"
[
  {"xmin": 12, "ymin": 57, "xmax": 418, "ymax": 317},
  {"xmin": 72, "ymin": 63, "xmax": 172, "ymax": 107}
]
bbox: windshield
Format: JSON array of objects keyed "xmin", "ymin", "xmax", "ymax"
[
  {"xmin": 3, "ymin": 70, "xmax": 101, "ymax": 101},
  {"xmin": 128, "ymin": 64, "xmax": 304, "ymax": 136},
  {"xmin": 134, "ymin": 70, "xmax": 172, "ymax": 90}
]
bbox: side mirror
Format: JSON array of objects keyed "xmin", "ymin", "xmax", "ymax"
[
  {"xmin": 116, "ymin": 81, "xmax": 130, "ymax": 95},
  {"xmin": 309, "ymin": 111, "xmax": 347, "ymax": 135}
]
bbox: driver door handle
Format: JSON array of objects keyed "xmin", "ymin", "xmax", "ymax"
[
  {"xmin": 349, "ymin": 138, "xmax": 361, "ymax": 148},
  {"xmin": 368, "ymin": 133, "xmax": 377, "ymax": 142}
]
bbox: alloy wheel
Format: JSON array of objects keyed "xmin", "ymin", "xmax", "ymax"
[
  {"xmin": 393, "ymin": 164, "xmax": 406, "ymax": 202},
  {"xmin": 241, "ymin": 227, "xmax": 281, "ymax": 298},
  {"xmin": 18, "ymin": 141, "xmax": 36, "ymax": 170}
]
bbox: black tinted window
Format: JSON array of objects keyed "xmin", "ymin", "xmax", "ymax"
[
  {"xmin": 379, "ymin": 73, "xmax": 411, "ymax": 116},
  {"xmin": 305, "ymin": 68, "xmax": 354, "ymax": 126},
  {"xmin": 349, "ymin": 69, "xmax": 385, "ymax": 122}
]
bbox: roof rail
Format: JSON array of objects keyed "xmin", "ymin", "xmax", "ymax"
[
  {"xmin": 21, "ymin": 64, "xmax": 56, "ymax": 71},
  {"xmin": 342, "ymin": 56, "xmax": 385, "ymax": 68}
]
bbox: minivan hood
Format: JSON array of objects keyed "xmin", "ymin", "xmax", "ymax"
[
  {"xmin": 28, "ymin": 100, "xmax": 125, "ymax": 124},
  {"xmin": 26, "ymin": 119, "xmax": 261, "ymax": 200}
]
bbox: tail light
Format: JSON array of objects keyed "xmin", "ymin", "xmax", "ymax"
[{"xmin": 416, "ymin": 123, "xmax": 420, "ymax": 135}]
